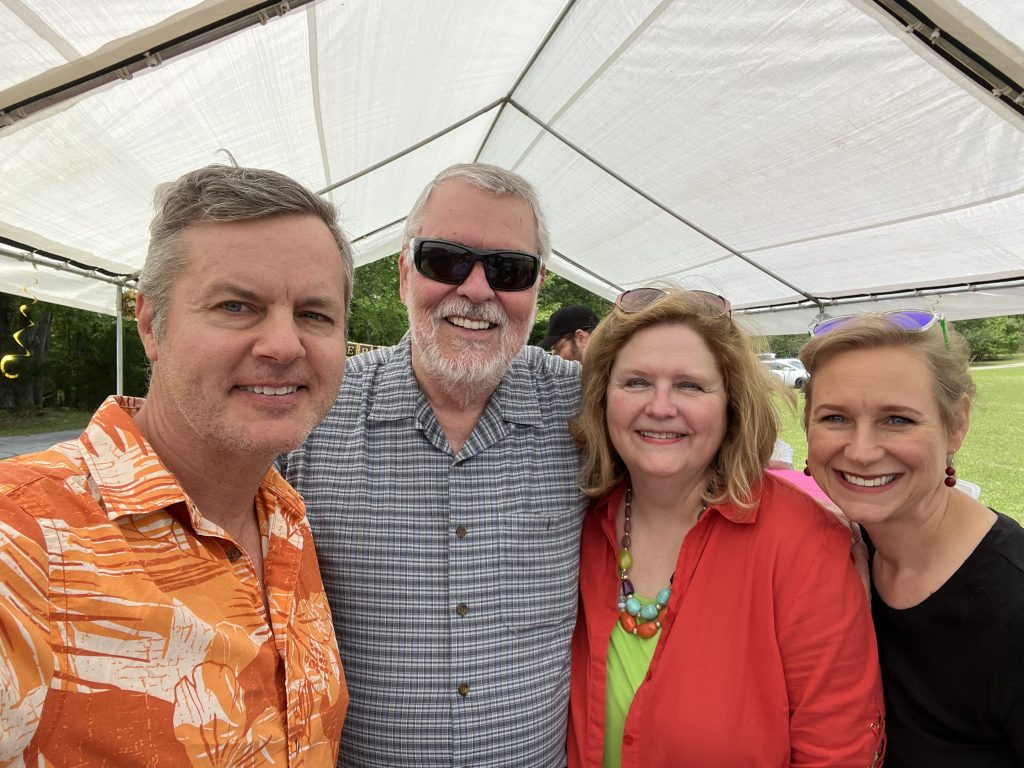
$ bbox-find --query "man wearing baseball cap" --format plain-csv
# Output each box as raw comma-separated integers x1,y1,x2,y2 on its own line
539,304,599,361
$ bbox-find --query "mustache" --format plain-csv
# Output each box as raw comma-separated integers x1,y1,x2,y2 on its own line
432,297,508,326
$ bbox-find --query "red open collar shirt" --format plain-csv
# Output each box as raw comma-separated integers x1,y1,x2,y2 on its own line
569,474,885,768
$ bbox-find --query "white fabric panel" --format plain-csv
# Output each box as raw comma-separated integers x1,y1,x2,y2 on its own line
331,111,501,255
0,9,325,275
0,0,1022,328
0,1,200,91
0,3,67,91
312,1,564,179
520,0,1024,250
757,192,1024,295
0,257,118,315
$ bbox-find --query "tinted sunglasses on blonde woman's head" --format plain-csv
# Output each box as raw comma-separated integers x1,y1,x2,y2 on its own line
615,287,732,317
811,309,949,348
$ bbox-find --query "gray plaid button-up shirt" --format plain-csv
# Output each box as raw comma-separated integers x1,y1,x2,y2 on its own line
282,336,587,767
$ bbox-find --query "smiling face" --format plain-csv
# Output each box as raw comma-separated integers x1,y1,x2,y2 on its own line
136,214,348,465
605,323,728,485
805,345,968,526
399,179,543,401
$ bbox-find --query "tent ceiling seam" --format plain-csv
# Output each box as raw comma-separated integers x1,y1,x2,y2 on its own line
636,253,735,285
549,248,624,293
743,185,1024,254
497,0,675,174
3,0,80,62
306,5,333,193
317,98,505,195
507,98,824,307
474,0,578,165
738,275,1024,316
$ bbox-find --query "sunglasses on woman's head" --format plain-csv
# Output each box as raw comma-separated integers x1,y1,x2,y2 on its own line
410,237,541,292
615,287,732,317
811,309,948,347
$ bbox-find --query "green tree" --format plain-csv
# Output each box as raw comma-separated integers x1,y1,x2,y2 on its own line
764,333,808,358
347,257,616,349
0,294,148,412
348,254,408,346
530,273,613,346
0,292,52,409
954,315,1023,361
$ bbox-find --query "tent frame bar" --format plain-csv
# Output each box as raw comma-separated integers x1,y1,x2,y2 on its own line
740,275,1024,316
0,241,135,287
1,1,311,128
870,0,1024,118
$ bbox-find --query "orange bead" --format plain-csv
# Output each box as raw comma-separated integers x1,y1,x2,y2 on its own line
636,621,659,639
657,609,667,623
619,611,637,633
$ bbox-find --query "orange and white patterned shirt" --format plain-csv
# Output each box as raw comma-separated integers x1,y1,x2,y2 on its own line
0,396,347,767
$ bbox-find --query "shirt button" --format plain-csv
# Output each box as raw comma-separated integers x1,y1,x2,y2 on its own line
457,682,470,697
623,734,634,746
225,546,242,563
456,603,469,617
455,525,467,539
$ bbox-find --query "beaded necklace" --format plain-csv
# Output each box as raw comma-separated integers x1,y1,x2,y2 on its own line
616,485,705,639
616,485,670,638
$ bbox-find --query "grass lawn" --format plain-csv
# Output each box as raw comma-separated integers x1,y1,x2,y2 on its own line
777,365,1023,524
0,409,92,437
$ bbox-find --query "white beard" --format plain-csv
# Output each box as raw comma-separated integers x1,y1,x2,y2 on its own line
408,295,536,406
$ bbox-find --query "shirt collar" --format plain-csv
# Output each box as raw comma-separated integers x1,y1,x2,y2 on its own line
79,395,299,527
77,395,189,522
367,336,545,428
595,479,762,526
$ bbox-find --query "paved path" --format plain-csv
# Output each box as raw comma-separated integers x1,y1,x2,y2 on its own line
970,361,1024,371
0,430,81,459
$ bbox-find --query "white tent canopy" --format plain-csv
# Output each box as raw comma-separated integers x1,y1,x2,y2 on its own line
2,0,1023,335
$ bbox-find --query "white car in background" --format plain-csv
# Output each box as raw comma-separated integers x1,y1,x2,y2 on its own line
763,358,809,389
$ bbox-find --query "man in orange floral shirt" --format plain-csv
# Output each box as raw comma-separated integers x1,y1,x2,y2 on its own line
0,165,351,766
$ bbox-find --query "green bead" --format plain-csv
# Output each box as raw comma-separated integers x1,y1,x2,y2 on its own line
618,549,633,571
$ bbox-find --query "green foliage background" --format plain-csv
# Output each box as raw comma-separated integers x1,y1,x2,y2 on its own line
1,297,149,411
766,316,1023,361
346,254,614,347
1,267,1020,416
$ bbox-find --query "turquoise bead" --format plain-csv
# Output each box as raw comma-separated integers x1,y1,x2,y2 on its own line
639,603,660,620
656,587,672,606
625,597,642,616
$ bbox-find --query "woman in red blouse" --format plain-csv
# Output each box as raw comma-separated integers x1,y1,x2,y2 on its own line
567,288,884,768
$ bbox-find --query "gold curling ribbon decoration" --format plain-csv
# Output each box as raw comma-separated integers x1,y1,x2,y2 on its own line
1,280,38,379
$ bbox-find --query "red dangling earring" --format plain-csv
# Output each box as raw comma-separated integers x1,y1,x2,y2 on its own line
803,460,812,477
944,457,957,488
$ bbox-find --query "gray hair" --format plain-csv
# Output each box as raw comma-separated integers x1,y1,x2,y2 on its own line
139,164,355,338
401,162,551,264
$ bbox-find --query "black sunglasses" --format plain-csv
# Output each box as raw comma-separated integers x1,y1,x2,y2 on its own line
410,238,541,292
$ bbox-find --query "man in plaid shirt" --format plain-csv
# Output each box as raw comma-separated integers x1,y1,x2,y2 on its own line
283,163,587,767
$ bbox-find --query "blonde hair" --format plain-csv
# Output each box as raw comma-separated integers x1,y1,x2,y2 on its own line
570,290,782,511
799,314,976,436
